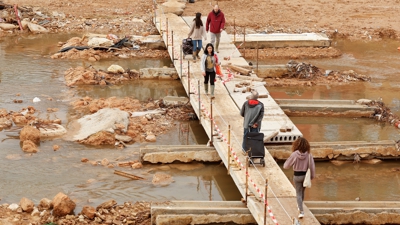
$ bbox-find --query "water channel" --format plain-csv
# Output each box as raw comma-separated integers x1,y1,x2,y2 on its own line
1,34,400,212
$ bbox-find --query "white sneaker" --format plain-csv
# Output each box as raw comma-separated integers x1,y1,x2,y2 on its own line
298,212,304,219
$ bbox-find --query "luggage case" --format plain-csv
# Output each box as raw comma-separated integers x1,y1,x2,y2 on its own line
182,38,193,58
244,132,265,167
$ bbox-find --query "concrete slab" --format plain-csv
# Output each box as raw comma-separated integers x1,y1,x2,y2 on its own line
267,140,399,160
230,33,331,48
140,145,221,163
276,99,375,117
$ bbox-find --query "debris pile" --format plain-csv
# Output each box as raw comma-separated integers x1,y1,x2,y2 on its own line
286,60,323,79
70,96,195,146
51,35,169,61
0,195,151,225
285,60,371,82
64,65,139,87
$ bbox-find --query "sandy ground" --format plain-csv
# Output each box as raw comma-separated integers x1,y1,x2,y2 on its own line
1,0,399,224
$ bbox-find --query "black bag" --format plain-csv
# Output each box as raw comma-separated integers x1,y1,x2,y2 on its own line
245,132,265,166
182,38,193,56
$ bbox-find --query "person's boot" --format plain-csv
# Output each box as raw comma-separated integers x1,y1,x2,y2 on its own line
196,50,200,59
210,85,215,99
204,84,209,95
192,49,197,60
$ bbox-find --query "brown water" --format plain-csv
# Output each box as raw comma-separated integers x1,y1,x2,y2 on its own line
0,34,241,210
256,39,400,201
2,34,400,210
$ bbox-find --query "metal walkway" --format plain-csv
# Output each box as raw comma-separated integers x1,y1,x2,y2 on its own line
153,7,320,225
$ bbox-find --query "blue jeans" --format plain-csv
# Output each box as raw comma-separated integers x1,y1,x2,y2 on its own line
242,127,260,152
192,39,202,52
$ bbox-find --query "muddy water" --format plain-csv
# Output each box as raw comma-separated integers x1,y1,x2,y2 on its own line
0,34,241,210
257,39,400,201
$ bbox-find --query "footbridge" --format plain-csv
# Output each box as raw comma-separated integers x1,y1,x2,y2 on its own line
152,8,320,225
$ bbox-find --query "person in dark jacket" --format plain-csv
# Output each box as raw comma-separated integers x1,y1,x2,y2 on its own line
283,137,316,219
206,5,225,53
240,90,264,152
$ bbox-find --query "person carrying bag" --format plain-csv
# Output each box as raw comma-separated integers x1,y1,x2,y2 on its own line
283,137,316,219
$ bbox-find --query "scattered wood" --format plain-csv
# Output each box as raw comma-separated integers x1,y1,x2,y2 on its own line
227,64,252,76
114,170,145,180
117,161,136,167
234,74,263,81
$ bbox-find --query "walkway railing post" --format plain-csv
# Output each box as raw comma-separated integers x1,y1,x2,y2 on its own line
245,153,249,203
243,27,246,58
233,18,236,44
209,98,214,147
227,124,231,175
264,178,268,225
188,61,191,98
256,41,259,73
180,45,183,77
166,18,169,48
198,79,201,124
171,31,175,60
187,60,190,77
159,15,162,36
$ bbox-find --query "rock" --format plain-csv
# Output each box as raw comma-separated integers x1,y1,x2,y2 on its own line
83,131,115,145
0,117,12,129
88,37,113,47
101,158,109,166
8,203,19,211
81,205,96,219
81,158,89,162
73,108,130,141
22,140,38,153
131,162,143,169
146,133,156,142
39,198,52,210
31,207,40,216
139,68,179,79
0,23,18,30
27,22,49,33
20,126,41,144
53,145,60,151
20,197,34,213
163,96,189,107
13,115,28,124
356,99,372,105
115,134,132,143
96,199,117,210
152,172,174,186
52,192,76,217
39,124,67,138
107,64,125,73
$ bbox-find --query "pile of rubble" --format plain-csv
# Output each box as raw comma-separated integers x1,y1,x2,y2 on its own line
285,60,371,82
70,96,195,146
64,65,140,87
0,195,151,225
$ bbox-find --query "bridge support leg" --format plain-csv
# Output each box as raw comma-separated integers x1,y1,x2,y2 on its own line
227,124,231,175
245,154,249,203
208,99,214,147
198,80,201,124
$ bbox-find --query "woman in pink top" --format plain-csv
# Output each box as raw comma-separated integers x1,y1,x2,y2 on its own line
283,137,316,219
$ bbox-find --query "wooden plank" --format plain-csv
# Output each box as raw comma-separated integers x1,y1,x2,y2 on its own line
114,170,145,180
